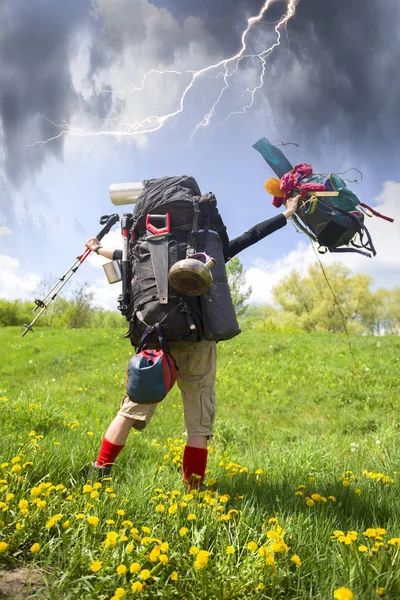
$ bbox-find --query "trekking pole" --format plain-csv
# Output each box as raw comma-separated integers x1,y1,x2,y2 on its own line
22,213,120,338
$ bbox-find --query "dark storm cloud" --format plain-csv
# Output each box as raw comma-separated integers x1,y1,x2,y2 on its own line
267,0,400,150
0,0,91,184
156,0,400,161
1,0,399,187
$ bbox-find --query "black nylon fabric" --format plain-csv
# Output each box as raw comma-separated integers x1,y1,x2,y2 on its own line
126,175,240,346
133,176,202,234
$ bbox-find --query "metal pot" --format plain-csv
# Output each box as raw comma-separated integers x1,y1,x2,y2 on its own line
103,259,122,284
168,253,215,296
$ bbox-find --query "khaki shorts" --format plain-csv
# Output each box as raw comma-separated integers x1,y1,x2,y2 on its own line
118,340,216,437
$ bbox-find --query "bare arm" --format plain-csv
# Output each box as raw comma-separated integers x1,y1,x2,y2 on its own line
85,237,116,260
282,194,301,219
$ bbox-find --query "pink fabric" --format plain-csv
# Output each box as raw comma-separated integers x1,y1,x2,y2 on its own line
294,163,313,178
298,182,326,193
280,170,299,192
272,163,327,208
272,196,285,208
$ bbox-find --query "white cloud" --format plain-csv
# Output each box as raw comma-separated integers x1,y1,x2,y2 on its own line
88,277,122,311
0,226,11,236
0,255,40,300
246,181,400,305
86,228,123,310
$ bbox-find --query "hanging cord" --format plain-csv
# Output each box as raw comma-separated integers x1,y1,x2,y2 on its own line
313,168,363,185
334,167,363,184
271,140,299,147
311,242,357,373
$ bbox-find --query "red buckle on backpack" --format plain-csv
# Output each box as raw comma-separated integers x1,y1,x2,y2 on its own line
146,213,171,235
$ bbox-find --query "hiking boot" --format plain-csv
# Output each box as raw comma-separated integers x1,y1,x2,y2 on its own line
87,462,112,480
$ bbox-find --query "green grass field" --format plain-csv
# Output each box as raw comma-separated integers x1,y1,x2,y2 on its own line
0,326,399,599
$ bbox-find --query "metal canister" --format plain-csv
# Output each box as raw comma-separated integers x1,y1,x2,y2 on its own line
102,260,122,284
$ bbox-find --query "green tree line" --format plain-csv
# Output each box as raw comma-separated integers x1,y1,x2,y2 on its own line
0,284,125,329
1,262,399,335
240,263,400,336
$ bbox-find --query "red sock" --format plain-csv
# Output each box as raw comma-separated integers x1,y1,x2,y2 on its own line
96,438,124,467
182,445,208,487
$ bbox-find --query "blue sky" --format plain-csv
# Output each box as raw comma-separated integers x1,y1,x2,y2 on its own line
0,0,399,309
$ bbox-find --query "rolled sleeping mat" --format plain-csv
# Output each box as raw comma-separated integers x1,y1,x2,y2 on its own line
109,182,144,206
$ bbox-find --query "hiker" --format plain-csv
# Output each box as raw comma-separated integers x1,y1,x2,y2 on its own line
87,195,300,263
85,181,299,487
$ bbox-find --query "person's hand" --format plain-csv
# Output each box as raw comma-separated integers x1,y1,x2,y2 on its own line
283,194,301,219
85,237,101,251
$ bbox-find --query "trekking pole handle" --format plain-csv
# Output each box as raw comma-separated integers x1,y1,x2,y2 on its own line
97,214,120,241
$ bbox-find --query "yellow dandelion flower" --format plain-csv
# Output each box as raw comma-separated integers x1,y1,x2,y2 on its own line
334,587,354,600
219,494,230,503
226,546,235,555
248,541,258,552
187,513,196,521
117,565,127,575
90,560,102,572
130,562,141,573
189,546,199,555
159,554,168,565
255,469,264,475
179,527,188,537
18,499,28,511
139,569,151,581
168,504,177,515
131,581,144,594
271,541,289,553
83,485,92,494
376,588,385,597
87,516,99,527
0,542,8,552
364,528,377,538
258,583,265,590
114,589,125,598
155,504,165,513
11,465,22,473
291,554,301,567
141,526,151,534
30,487,41,497
6,493,14,502
30,543,40,554
194,550,210,570
76,513,85,520
358,545,368,552
122,520,133,528
171,571,178,582
90,490,99,499
62,520,70,530
149,549,160,563
305,497,315,507
117,509,125,516
106,519,115,525
328,496,336,502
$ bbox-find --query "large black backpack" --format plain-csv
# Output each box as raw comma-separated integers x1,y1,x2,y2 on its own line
125,176,240,347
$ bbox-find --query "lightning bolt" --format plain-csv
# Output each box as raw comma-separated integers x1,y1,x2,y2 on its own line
29,0,299,147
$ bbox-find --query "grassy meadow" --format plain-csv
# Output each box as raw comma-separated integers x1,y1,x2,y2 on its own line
0,326,400,599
